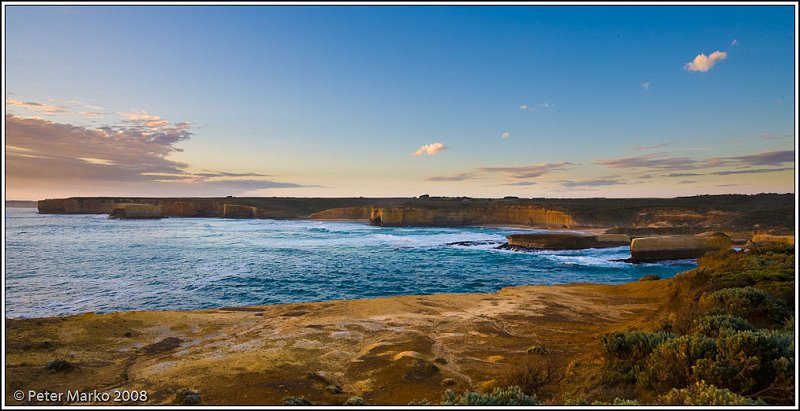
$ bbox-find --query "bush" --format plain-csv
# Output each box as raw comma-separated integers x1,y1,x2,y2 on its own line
659,380,765,405
500,357,555,395
344,396,365,405
693,329,794,403
440,386,539,405
637,334,717,393
526,345,551,355
691,314,756,337
282,396,312,405
591,398,640,405
700,286,789,326
600,330,674,372
173,388,200,405
639,274,661,281
407,399,431,405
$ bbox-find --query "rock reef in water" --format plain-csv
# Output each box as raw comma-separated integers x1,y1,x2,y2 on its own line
108,203,162,219
505,233,630,250
629,232,732,262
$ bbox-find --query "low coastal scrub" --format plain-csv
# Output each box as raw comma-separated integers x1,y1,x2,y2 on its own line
440,386,539,405
598,245,795,405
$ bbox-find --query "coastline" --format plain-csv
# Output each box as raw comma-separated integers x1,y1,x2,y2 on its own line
6,278,673,405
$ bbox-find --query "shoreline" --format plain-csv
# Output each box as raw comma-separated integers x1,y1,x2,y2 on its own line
6,278,675,405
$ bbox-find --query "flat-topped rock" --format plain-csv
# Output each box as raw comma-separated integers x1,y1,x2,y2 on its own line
629,232,732,262
746,234,794,249
505,233,630,250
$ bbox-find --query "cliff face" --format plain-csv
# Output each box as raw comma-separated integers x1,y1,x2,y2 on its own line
109,204,162,219
368,206,574,228
309,206,373,221
309,205,575,228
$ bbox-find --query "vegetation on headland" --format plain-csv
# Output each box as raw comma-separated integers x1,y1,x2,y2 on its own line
394,245,795,406
592,245,794,405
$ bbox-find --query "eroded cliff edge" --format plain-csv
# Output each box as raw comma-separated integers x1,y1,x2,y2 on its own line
36,194,794,233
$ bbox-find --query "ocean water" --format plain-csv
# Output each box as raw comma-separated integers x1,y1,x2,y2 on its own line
4,208,696,318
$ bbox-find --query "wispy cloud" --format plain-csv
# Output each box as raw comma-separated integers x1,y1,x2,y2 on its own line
501,131,510,139
519,102,553,112
731,39,738,46
6,97,66,114
121,111,171,128
641,81,650,91
630,142,670,151
558,178,625,188
478,162,573,179
427,172,479,182
711,150,794,167
685,51,728,72
413,142,447,156
595,152,698,170
427,161,571,183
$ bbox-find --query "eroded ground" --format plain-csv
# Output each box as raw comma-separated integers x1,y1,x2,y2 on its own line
6,280,672,405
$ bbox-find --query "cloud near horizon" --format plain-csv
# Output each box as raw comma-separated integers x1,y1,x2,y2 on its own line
6,97,66,114
685,51,728,72
428,161,572,183
413,142,447,156
5,114,308,197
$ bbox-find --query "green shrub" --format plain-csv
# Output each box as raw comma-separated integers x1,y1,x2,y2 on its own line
407,399,431,405
700,286,789,326
639,274,661,281
691,314,756,337
440,386,539,405
600,331,675,361
638,334,717,392
659,380,765,405
526,345,551,355
344,396,365,405
693,329,794,402
282,396,312,405
173,388,200,405
590,398,640,405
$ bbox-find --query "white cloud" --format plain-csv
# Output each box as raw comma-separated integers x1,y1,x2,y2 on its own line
501,131,510,139
413,142,447,156
641,81,650,91
685,51,728,72
121,111,170,127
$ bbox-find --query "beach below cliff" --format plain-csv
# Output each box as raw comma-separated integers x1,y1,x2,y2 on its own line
5,279,672,405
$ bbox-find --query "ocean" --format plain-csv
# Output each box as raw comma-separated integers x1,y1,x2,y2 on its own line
4,207,696,318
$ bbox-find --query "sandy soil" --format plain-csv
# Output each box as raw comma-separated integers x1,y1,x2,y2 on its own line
5,280,673,405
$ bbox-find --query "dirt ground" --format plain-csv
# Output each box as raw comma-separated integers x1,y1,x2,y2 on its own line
5,280,673,405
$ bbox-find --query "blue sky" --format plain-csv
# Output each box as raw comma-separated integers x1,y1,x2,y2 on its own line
4,5,796,199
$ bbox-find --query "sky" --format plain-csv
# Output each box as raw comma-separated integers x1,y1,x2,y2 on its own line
3,5,796,200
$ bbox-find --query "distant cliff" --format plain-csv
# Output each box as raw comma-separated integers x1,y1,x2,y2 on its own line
37,194,794,233
310,205,574,228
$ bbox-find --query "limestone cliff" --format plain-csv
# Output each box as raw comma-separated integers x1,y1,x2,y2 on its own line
309,207,373,221
223,204,257,218
364,205,574,228
109,203,162,219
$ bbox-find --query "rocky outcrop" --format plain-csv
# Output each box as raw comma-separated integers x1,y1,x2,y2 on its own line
222,204,257,218
746,234,795,249
109,203,162,219
629,232,732,262
366,206,574,228
506,233,630,250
